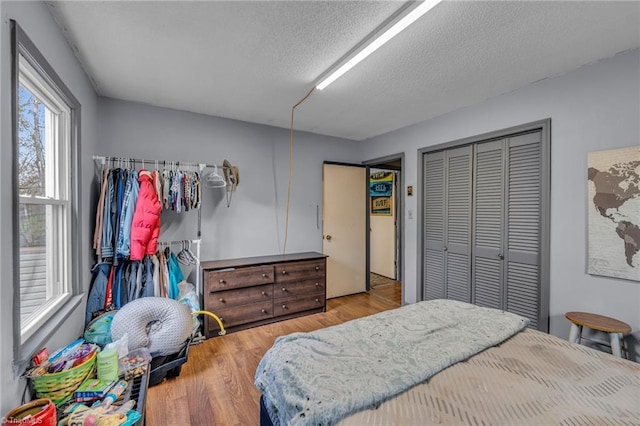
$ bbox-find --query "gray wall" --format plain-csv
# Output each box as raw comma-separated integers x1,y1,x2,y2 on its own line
97,97,361,262
361,49,640,353
0,1,99,412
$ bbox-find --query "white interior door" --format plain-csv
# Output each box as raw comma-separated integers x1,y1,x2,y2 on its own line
323,163,367,298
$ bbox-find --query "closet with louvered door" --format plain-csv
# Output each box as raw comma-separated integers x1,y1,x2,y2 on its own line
504,132,543,329
423,127,548,331
472,139,505,311
423,145,472,303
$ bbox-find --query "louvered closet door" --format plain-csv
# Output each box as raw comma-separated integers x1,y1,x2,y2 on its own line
506,132,542,329
423,129,545,329
472,140,505,310
423,147,472,301
423,151,445,300
444,146,473,302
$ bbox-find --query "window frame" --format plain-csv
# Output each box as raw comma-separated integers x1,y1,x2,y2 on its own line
11,20,83,374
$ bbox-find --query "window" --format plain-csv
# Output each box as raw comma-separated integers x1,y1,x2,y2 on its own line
12,21,82,361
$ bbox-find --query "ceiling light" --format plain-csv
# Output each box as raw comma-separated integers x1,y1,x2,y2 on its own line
315,0,442,91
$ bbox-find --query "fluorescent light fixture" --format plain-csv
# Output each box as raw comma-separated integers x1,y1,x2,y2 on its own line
315,0,442,90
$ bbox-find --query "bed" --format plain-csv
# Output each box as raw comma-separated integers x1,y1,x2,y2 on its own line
255,299,640,426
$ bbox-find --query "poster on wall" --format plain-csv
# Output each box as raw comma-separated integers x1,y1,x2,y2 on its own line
587,146,640,282
370,171,394,216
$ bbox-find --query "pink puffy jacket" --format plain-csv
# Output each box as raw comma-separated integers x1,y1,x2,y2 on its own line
130,170,162,260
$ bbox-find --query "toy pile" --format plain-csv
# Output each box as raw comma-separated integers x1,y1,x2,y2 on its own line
23,336,151,426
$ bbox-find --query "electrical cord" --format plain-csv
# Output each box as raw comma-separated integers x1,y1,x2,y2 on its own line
283,86,315,254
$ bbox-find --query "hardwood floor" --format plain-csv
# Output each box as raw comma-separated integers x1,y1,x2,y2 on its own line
146,292,400,425
369,273,402,306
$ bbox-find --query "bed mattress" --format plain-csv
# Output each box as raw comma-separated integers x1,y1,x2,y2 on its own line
338,328,640,425
256,299,528,425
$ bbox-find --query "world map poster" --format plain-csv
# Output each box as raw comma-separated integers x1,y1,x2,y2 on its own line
587,146,640,282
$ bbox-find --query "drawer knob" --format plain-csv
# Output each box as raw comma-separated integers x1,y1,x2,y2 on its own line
282,304,287,309
281,287,287,292
219,298,225,303
219,317,224,323
261,309,267,314
315,298,319,303
219,279,225,284
315,266,320,271
281,270,287,275
262,273,268,278
315,282,319,287
261,291,266,296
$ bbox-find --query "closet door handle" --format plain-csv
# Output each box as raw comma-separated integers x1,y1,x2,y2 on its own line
443,246,448,252
498,254,504,260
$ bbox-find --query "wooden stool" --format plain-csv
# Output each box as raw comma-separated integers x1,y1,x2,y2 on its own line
565,311,632,358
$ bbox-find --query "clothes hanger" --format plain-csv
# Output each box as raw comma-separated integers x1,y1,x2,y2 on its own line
186,240,198,265
177,241,192,266
205,165,226,188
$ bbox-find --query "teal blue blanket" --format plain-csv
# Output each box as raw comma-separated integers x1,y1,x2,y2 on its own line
255,299,528,426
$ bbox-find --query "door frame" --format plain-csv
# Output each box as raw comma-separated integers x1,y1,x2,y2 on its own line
363,153,404,299
417,118,551,331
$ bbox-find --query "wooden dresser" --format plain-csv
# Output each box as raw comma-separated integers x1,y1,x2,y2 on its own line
201,252,327,337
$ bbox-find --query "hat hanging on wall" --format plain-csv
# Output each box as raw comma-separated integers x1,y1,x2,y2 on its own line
223,159,239,207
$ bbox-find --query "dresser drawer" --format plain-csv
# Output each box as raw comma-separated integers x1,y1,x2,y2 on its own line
274,279,325,300
273,294,324,317
206,284,273,310
201,253,326,337
275,260,325,283
207,265,274,292
208,300,274,331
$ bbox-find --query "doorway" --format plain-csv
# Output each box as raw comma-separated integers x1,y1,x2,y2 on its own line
364,154,404,306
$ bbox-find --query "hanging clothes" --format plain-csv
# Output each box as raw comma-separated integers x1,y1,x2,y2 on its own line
85,262,111,325
167,250,184,300
93,167,110,257
151,254,160,298
116,170,139,259
156,250,168,298
100,169,116,259
89,158,206,314
130,170,162,261
140,256,155,298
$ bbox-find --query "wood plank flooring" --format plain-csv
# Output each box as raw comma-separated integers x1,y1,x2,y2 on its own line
369,278,402,307
146,292,400,425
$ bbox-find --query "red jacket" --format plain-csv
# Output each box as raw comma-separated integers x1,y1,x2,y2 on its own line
130,170,162,260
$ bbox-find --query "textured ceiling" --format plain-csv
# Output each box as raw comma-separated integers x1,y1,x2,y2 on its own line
46,1,640,141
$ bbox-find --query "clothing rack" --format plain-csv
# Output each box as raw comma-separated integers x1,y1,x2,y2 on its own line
92,155,229,172
157,239,201,246
92,155,214,297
